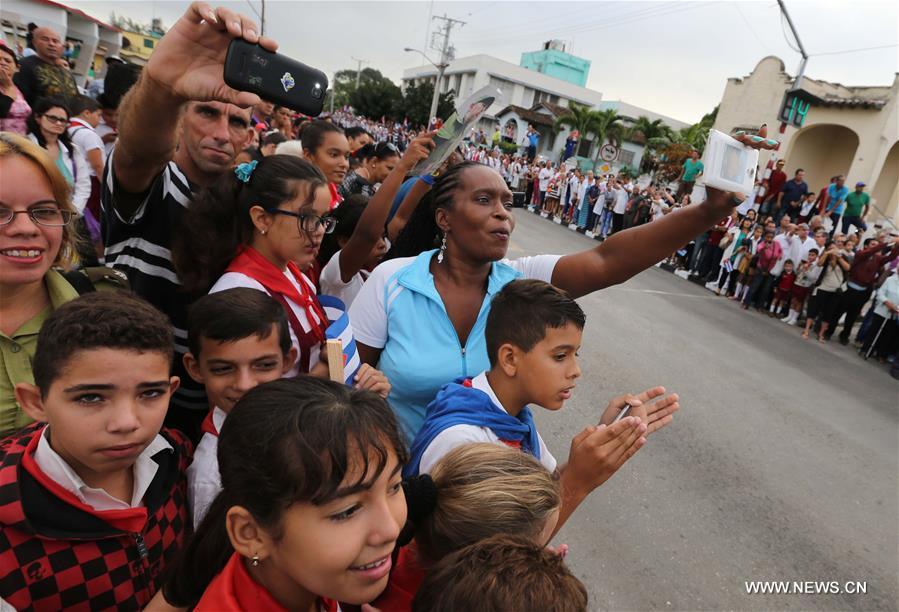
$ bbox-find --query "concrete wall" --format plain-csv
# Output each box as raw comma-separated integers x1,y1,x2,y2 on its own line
714,55,899,226
519,49,590,87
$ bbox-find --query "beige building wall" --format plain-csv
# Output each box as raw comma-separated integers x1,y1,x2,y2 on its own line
714,56,899,226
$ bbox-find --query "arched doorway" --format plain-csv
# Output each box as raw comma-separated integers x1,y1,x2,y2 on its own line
872,141,899,222
785,124,859,195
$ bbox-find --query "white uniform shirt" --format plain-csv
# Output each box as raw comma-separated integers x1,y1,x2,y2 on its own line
186,407,226,528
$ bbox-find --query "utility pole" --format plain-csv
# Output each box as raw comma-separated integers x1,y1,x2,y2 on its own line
777,0,808,90
428,13,465,125
260,0,265,36
352,56,369,89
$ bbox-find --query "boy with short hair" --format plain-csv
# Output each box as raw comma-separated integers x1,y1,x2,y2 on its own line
2,292,190,610
411,533,588,612
183,288,296,527
407,279,679,533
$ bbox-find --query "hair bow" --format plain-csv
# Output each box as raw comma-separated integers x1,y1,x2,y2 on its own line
234,160,258,183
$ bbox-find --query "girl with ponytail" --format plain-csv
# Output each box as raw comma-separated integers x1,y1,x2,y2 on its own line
162,377,410,610
173,155,389,394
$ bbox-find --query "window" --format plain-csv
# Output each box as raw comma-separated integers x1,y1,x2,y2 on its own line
143,38,154,49
618,149,635,166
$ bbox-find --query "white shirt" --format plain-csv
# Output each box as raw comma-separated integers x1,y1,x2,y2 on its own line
34,427,172,511
95,118,116,157
210,270,323,376
27,134,90,213
186,407,226,528
538,168,552,191
68,118,105,177
320,249,370,309
417,372,557,475
613,187,629,214
771,233,800,276
798,236,818,262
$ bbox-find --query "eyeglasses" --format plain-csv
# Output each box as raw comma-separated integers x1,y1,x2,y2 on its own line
0,205,75,226
265,209,338,234
42,114,68,125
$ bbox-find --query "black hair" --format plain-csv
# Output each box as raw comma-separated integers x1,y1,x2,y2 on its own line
317,193,368,267
70,94,99,116
33,292,173,395
162,377,409,607
261,130,287,147
352,141,400,163
485,279,586,368
345,126,371,141
27,96,74,161
300,119,345,154
794,168,804,176
388,161,480,259
187,288,292,358
172,155,327,297
0,43,17,65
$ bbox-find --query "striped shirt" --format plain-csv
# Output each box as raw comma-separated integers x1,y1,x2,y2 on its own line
100,149,207,412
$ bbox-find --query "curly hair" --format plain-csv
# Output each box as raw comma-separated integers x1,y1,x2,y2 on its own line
32,292,173,394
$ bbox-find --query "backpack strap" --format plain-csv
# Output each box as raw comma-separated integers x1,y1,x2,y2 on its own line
60,266,130,295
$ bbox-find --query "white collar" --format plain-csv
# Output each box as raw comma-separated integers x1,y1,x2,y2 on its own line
211,406,228,433
69,117,95,131
34,427,172,511
470,372,510,415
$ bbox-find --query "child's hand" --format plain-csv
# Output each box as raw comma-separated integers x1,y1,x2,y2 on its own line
354,364,391,399
564,417,647,497
599,386,679,437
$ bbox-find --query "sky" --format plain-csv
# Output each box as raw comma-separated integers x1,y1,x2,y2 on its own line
66,0,898,124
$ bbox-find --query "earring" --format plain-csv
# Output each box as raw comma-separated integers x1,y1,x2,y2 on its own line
252,553,260,567
437,233,447,264
261,229,267,236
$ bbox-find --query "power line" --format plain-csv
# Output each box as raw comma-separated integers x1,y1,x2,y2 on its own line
810,43,898,57
733,2,769,53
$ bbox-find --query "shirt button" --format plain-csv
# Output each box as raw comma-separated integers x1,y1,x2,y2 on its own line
10,344,21,353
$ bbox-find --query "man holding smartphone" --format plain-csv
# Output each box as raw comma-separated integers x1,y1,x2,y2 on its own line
101,2,275,439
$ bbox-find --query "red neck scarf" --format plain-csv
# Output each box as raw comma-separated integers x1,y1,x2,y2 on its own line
225,246,328,373
329,183,343,210
196,553,338,612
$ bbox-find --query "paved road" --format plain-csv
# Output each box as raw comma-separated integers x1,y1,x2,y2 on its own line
508,210,899,611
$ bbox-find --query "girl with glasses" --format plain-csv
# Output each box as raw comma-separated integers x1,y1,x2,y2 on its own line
173,155,389,395
25,96,90,214
0,132,78,436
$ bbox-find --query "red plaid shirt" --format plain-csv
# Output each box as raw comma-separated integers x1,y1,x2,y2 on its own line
0,423,192,610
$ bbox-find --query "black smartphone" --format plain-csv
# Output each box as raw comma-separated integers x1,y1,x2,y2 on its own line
224,39,328,116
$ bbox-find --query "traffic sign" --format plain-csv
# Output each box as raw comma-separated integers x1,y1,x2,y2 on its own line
600,143,618,162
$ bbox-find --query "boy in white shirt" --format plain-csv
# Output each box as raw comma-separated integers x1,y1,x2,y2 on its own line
406,280,679,533
182,288,297,527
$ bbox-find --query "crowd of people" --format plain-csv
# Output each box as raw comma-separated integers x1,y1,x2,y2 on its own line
0,3,895,611
482,146,899,366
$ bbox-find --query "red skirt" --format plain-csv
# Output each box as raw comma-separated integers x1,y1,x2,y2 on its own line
791,285,811,302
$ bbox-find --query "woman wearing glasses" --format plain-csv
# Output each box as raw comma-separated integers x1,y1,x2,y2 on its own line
0,132,79,436
25,96,90,214
338,142,401,199
174,155,388,394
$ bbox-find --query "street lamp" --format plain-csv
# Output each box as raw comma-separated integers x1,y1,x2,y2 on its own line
404,47,446,125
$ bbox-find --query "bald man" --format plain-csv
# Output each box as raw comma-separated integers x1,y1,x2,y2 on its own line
13,26,78,105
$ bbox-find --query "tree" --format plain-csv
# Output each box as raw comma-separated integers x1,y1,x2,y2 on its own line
627,116,674,152
589,108,627,170
330,67,397,110
400,81,454,128
553,102,596,158
349,77,403,122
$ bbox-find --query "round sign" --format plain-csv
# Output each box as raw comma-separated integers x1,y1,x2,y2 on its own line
600,143,618,162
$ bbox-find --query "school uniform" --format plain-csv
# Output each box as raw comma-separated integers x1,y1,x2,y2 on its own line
186,407,227,529
405,372,557,478
0,423,192,610
319,249,371,309
195,552,339,611
211,246,329,376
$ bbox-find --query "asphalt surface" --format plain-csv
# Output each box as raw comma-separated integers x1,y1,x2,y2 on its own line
508,209,899,612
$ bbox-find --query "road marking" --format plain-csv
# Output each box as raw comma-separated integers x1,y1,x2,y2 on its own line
606,287,719,299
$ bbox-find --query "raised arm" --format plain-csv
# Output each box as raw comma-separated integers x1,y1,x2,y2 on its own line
112,2,276,210
551,188,739,298
339,133,434,282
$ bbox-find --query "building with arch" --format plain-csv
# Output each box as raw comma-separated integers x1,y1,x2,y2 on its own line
713,56,898,226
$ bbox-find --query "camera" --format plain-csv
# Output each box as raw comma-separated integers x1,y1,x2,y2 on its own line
312,84,324,100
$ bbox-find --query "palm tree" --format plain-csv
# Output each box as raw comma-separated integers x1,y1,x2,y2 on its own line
627,116,674,153
553,102,597,159
672,123,710,152
589,108,626,170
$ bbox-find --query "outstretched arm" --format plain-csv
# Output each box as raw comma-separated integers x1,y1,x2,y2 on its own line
113,2,276,212
552,187,740,298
